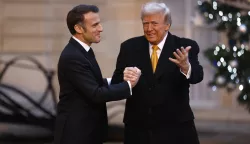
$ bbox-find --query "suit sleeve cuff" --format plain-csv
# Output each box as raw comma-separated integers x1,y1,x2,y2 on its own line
127,81,132,95
180,63,191,79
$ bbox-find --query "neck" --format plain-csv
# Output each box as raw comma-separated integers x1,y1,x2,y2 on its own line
73,34,91,46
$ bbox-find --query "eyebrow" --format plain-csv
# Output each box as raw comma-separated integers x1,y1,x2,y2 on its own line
143,21,158,24
92,22,100,26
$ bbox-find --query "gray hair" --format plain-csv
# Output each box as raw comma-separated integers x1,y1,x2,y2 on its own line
141,2,172,25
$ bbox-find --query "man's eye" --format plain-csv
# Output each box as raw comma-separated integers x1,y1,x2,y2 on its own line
93,23,99,27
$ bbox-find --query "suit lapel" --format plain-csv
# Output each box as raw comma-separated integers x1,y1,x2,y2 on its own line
69,38,103,84
85,52,103,79
154,33,177,79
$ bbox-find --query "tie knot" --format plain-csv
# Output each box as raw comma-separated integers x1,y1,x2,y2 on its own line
152,45,159,51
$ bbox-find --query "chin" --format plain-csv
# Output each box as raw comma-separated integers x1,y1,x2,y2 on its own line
94,39,101,43
148,39,157,44
146,37,156,43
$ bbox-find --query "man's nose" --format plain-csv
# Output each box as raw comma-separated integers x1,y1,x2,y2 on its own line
147,23,153,31
99,24,103,32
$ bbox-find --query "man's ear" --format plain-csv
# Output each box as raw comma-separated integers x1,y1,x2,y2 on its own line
165,23,170,31
74,25,82,34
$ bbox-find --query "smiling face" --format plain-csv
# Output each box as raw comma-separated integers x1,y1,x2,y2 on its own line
142,12,170,45
74,12,103,46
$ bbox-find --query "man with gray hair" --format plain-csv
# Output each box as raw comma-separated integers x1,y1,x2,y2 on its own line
112,2,203,144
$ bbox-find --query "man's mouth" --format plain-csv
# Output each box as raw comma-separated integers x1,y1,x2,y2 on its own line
147,34,155,37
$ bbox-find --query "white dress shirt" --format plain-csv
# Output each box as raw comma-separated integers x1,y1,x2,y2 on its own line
72,36,132,95
149,32,191,79
72,36,90,52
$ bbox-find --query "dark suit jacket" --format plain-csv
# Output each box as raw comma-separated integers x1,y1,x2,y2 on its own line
54,38,131,144
111,32,203,142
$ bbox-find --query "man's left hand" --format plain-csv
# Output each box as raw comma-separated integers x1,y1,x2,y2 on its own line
169,46,191,74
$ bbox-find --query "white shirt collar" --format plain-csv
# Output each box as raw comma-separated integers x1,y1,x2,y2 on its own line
72,36,90,52
149,32,168,50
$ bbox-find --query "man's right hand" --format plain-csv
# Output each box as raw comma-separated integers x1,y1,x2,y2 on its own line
123,67,141,88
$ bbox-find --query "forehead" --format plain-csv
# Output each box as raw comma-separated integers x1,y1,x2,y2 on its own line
142,12,164,21
83,12,100,23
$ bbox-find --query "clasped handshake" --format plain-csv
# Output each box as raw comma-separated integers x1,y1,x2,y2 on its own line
123,67,141,88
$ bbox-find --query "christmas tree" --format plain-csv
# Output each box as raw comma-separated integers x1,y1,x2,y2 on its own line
197,0,250,111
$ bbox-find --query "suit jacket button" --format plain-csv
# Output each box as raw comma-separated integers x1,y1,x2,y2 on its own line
149,88,151,90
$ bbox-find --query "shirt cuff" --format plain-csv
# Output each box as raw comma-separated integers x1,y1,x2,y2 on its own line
127,81,132,95
180,63,191,79
106,78,111,85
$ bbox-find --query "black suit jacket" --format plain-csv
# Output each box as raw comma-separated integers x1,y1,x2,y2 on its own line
112,32,203,129
54,38,131,144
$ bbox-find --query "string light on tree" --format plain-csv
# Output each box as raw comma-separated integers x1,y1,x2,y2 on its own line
212,85,217,91
198,0,250,112
229,60,238,68
216,76,226,85
239,24,247,33
239,85,244,91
